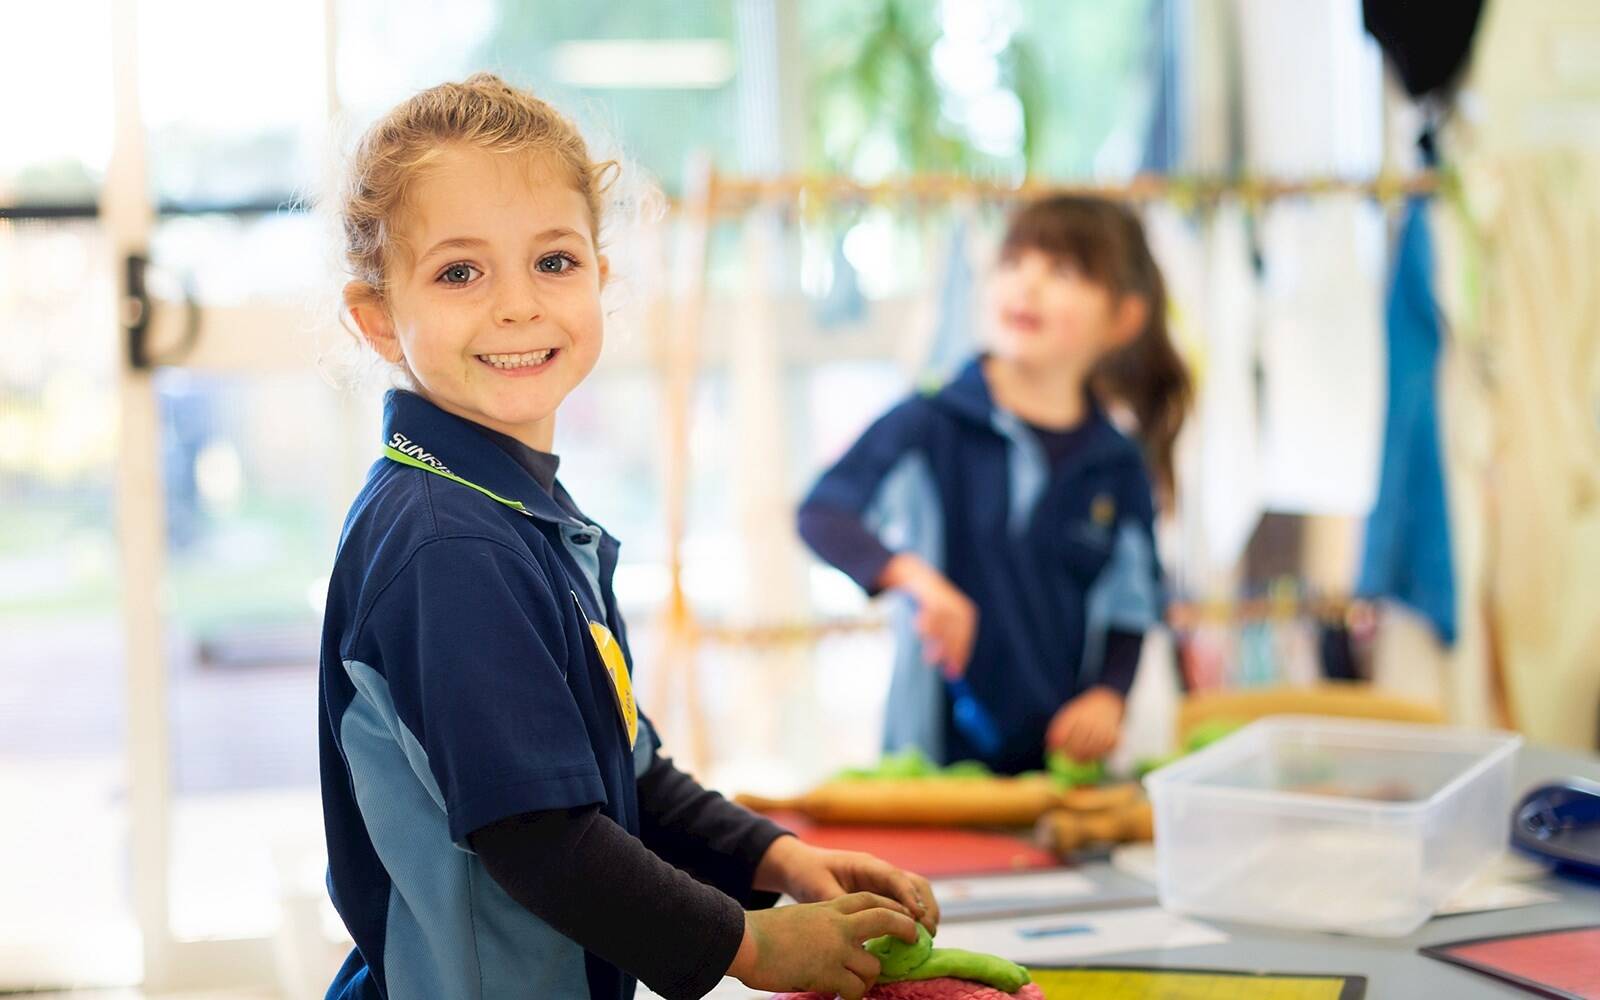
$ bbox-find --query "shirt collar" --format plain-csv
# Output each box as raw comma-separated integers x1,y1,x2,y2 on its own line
933,354,1129,467
381,389,585,528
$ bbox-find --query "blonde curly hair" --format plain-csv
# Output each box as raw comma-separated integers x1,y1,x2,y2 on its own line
338,72,617,302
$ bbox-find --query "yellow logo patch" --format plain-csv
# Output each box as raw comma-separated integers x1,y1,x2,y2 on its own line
1091,494,1117,527
588,619,637,750
573,592,637,750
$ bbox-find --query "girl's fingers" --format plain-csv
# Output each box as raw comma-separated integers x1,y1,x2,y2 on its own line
1046,713,1070,748
848,906,920,944
884,870,926,919
831,970,870,1000
910,873,940,928
943,650,966,679
841,857,917,913
1056,715,1082,749
834,891,909,916
844,947,881,983
1092,720,1116,752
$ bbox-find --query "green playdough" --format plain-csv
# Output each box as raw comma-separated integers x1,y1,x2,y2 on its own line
906,948,1031,992
865,925,1031,993
1134,720,1246,778
1133,753,1180,779
942,759,994,779
865,923,933,977
835,749,994,782
1045,750,1105,788
1184,719,1243,753
877,748,938,778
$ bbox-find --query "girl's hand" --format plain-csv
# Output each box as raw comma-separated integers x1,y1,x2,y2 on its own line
727,893,919,1000
754,837,939,932
1046,687,1125,762
878,554,978,678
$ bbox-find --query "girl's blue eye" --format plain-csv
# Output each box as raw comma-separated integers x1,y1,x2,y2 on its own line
439,263,481,285
538,252,579,274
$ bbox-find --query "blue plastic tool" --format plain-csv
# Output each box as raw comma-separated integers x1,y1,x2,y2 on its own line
1511,777,1600,881
946,676,1003,759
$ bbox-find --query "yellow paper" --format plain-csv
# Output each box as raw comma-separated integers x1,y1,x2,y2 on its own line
1030,968,1352,1000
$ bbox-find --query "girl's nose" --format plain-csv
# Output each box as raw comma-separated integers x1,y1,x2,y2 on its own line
494,271,544,325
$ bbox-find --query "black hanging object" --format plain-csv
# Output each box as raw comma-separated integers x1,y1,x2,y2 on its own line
124,253,153,370
1318,621,1360,682
124,252,202,371
1417,124,1439,167
1363,0,1488,99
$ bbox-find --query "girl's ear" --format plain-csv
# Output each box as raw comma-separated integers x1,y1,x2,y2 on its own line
1110,294,1149,349
344,281,404,364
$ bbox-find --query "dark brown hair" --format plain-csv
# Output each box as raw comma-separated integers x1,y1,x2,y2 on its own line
1000,195,1191,504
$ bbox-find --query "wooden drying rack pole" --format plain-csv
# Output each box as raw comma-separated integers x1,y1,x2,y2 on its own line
694,170,1441,215
685,594,1368,651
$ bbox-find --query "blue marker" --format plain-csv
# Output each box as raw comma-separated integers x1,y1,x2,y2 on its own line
947,676,1002,758
1017,923,1093,939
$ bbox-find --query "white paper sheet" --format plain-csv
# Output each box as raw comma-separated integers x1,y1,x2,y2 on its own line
933,870,1097,904
931,870,1107,921
931,906,1228,965
1435,880,1560,916
1109,843,1160,884
1435,853,1558,916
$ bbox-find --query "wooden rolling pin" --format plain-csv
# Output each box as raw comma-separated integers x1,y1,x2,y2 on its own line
1060,783,1141,813
735,776,1064,827
1035,799,1154,856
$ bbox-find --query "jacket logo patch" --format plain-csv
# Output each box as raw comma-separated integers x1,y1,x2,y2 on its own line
1091,494,1117,527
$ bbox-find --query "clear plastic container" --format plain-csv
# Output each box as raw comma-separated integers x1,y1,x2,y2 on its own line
1143,716,1522,937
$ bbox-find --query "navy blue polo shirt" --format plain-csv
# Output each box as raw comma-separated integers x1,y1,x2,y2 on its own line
798,356,1163,773
318,389,658,1000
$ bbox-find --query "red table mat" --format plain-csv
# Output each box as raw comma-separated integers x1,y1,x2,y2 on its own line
769,812,1060,877
1422,925,1600,999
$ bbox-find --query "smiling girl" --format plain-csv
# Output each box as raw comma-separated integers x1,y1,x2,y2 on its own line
318,74,933,1000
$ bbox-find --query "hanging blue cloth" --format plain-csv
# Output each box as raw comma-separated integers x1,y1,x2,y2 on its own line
919,217,979,385
1356,198,1457,644
814,233,866,329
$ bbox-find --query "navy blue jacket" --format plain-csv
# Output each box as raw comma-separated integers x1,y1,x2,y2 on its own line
320,390,664,999
798,358,1163,773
